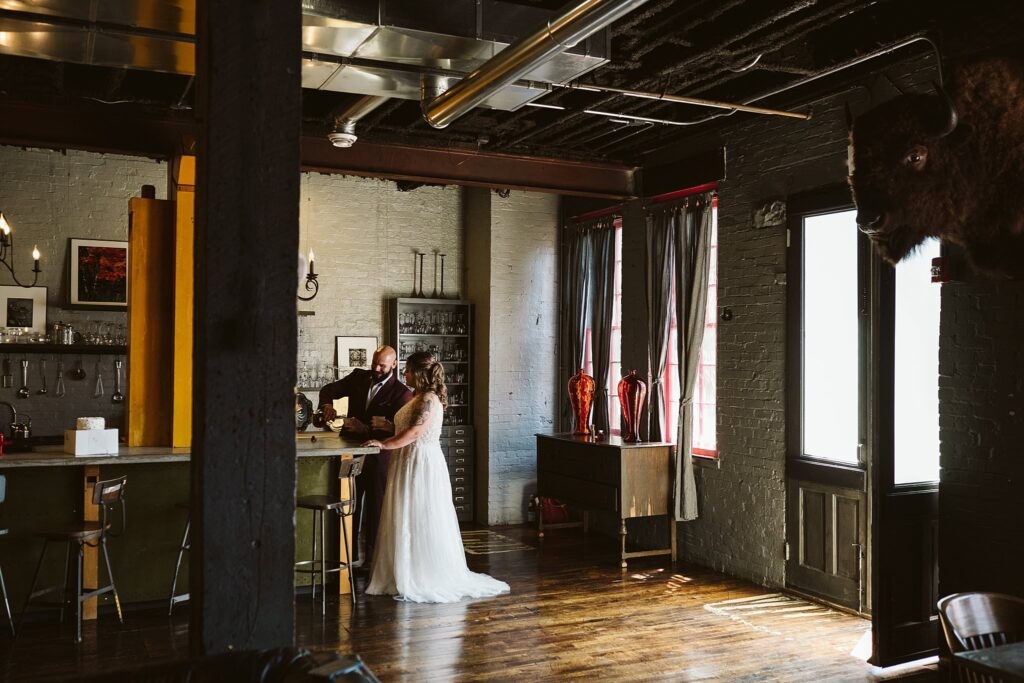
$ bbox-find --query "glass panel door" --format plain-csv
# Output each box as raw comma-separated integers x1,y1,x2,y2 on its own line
893,238,941,484
802,209,860,464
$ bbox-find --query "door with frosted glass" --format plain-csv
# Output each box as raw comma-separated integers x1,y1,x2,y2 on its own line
870,237,941,666
785,195,868,611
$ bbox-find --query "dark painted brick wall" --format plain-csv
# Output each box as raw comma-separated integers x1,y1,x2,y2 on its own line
938,281,1024,596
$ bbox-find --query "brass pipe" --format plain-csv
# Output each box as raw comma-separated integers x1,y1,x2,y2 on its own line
562,82,811,120
422,0,652,129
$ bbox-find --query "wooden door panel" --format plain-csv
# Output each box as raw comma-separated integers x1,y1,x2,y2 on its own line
787,480,865,611
801,489,827,572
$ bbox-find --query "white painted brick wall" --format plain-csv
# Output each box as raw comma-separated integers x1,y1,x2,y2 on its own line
0,145,167,436
487,191,559,524
295,174,462,387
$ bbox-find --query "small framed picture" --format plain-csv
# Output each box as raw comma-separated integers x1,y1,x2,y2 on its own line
0,285,47,334
68,238,129,310
336,336,378,378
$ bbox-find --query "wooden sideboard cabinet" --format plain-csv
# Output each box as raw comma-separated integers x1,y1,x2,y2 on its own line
535,433,676,568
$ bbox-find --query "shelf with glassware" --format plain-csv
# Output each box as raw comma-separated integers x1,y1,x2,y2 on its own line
390,297,474,521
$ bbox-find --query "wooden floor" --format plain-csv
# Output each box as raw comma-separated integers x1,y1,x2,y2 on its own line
0,526,936,682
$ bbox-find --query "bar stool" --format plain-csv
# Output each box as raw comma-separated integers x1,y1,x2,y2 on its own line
168,502,190,615
295,456,364,612
21,475,126,643
0,474,14,636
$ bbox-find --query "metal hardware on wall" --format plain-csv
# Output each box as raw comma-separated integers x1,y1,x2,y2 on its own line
721,307,733,321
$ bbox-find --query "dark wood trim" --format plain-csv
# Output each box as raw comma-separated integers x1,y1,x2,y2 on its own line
191,0,300,654
789,458,866,492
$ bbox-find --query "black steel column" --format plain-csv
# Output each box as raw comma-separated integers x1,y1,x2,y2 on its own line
192,0,300,654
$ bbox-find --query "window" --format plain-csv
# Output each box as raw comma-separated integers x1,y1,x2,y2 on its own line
665,198,718,455
608,220,623,433
582,218,623,433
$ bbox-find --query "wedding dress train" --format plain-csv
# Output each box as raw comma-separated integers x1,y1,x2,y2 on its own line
367,392,510,603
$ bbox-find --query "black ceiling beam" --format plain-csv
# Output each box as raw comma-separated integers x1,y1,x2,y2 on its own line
0,99,636,199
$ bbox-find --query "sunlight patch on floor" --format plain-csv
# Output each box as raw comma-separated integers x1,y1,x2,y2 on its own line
704,593,859,638
461,529,536,555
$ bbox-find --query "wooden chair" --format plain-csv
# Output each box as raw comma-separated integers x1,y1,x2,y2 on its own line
295,456,365,612
938,591,1024,682
0,474,14,636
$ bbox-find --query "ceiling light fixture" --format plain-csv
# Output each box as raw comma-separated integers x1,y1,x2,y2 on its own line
0,211,42,288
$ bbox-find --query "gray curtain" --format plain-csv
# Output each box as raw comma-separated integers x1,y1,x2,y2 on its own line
559,222,592,431
674,195,713,521
644,207,676,442
589,219,616,433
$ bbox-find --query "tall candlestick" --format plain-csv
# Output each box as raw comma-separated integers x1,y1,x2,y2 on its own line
307,249,315,275
439,253,446,298
432,251,438,298
32,245,40,272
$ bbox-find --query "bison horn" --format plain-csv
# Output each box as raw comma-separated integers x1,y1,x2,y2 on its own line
931,80,959,137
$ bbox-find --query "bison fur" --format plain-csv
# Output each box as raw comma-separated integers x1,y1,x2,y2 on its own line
848,57,1024,278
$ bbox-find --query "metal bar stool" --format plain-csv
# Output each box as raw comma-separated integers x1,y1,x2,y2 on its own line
168,502,190,615
21,475,126,643
295,456,364,612
0,474,14,636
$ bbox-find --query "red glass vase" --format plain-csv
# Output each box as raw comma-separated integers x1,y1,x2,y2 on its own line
617,369,647,442
567,369,596,435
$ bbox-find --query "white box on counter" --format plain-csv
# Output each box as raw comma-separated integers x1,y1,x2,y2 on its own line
64,429,119,456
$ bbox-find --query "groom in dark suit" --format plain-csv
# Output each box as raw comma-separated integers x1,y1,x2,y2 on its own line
319,345,413,565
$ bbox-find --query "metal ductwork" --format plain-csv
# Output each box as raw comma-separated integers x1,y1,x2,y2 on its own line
0,1,614,113
422,0,651,129
328,95,388,148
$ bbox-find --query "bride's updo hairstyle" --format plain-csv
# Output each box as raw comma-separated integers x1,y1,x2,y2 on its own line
404,351,448,408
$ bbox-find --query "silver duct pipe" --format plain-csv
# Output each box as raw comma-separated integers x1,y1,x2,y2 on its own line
328,95,389,147
421,0,651,129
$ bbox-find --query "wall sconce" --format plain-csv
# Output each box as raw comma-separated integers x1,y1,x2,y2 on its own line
298,249,318,301
0,211,42,288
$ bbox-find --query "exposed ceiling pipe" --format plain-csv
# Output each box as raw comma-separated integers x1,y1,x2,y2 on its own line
421,0,652,129
556,81,811,119
328,95,389,148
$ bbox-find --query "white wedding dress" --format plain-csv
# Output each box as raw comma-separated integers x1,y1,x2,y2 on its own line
367,392,510,603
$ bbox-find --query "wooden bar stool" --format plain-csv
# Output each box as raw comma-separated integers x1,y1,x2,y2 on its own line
0,474,14,636
168,502,190,615
21,475,126,643
295,456,364,612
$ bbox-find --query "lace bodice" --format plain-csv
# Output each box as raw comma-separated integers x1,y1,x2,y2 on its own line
393,392,444,444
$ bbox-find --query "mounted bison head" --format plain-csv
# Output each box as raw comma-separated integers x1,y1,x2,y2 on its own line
848,58,1024,278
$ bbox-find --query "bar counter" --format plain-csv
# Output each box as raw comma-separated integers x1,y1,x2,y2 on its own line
0,433,377,616
0,433,378,468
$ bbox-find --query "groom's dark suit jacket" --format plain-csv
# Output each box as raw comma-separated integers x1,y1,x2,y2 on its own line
317,368,414,561
318,368,413,438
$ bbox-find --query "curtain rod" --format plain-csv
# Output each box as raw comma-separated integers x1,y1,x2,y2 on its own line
569,180,719,223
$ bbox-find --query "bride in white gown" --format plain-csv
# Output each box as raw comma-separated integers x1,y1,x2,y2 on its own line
362,351,510,603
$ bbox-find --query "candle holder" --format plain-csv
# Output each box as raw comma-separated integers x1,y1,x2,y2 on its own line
417,252,426,297
439,253,447,298
298,252,318,301
431,251,439,298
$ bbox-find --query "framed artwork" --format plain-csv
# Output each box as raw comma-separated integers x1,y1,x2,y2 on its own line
68,238,129,309
336,336,378,378
0,285,47,334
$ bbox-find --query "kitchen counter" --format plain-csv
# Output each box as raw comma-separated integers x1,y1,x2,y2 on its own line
0,432,377,468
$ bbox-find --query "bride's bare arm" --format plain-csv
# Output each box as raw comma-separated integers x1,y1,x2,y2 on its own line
362,395,435,450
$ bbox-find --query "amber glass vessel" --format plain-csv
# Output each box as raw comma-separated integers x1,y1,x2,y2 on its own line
567,369,596,435
617,369,647,442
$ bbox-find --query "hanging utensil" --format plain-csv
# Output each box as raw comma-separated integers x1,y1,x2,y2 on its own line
17,359,29,399
94,357,104,398
37,358,47,395
111,358,124,403
70,357,86,381
55,359,66,398
1,357,11,389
